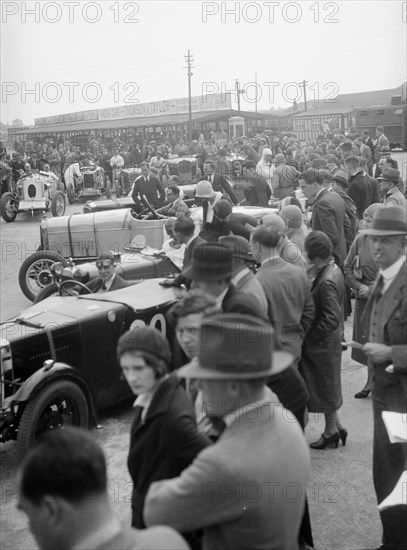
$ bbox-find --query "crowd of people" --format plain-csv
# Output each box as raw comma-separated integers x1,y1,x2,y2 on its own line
10,124,407,550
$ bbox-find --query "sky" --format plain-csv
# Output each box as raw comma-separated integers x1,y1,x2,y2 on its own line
1,0,406,125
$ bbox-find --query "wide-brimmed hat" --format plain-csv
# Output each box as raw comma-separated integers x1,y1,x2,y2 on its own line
362,205,407,236
377,167,400,184
218,235,253,262
177,313,293,380
182,243,235,281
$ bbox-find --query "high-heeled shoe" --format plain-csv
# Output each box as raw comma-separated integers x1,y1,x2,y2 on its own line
310,432,340,450
354,389,371,399
338,428,348,446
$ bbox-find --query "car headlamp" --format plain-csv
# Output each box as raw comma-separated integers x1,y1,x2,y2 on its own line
51,262,64,276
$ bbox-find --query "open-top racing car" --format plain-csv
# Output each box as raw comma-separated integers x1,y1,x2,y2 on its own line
0,171,66,223
0,279,183,459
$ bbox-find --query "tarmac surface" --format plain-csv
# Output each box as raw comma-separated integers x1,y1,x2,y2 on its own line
1,151,406,550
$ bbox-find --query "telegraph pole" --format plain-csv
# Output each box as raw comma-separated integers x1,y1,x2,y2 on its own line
235,79,244,112
184,50,194,141
298,79,309,111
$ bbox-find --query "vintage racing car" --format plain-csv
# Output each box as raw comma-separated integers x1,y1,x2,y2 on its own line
65,162,109,204
117,165,141,197
0,172,66,223
167,156,202,190
18,205,276,301
0,279,183,458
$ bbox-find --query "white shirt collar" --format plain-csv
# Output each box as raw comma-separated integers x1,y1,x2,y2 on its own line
215,286,229,308
104,273,116,291
133,375,169,422
185,235,196,249
379,256,405,281
72,517,121,550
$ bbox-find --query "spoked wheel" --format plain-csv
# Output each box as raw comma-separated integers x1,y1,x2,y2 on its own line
19,251,68,301
51,191,66,217
17,380,89,460
0,192,18,223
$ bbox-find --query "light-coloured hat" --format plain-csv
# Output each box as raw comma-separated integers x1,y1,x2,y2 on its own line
363,205,407,236
195,180,213,199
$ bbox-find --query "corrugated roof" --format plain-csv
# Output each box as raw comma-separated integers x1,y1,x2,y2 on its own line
293,106,354,117
22,109,288,134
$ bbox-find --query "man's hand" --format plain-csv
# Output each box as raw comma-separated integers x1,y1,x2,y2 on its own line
159,279,177,287
362,343,393,363
357,285,370,299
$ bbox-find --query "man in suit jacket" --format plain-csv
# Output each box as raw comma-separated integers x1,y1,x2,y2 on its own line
87,253,136,292
181,242,267,319
378,167,407,208
218,234,268,318
17,427,189,550
132,162,165,209
144,313,310,550
344,155,374,219
251,224,315,367
360,206,407,550
299,169,350,267
160,215,205,288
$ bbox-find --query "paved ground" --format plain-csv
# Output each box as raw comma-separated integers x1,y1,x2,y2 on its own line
1,152,406,550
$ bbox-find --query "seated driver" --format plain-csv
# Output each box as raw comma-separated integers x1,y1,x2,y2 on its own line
88,253,136,293
144,185,190,219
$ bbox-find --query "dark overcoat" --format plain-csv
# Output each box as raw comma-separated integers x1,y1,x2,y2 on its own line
300,262,345,414
127,374,210,528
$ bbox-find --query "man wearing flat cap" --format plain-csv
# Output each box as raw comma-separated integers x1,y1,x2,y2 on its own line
378,167,406,208
360,205,407,550
144,313,310,550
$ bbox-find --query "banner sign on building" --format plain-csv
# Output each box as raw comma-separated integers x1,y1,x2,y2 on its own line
35,93,232,127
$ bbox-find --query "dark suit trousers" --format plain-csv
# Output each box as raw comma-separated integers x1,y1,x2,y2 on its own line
372,377,407,549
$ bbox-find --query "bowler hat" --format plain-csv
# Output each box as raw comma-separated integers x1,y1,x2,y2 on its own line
377,167,400,184
182,243,235,281
177,313,293,380
218,235,253,262
380,146,391,157
363,205,407,236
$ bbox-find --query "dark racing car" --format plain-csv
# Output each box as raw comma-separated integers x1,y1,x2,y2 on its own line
0,280,183,459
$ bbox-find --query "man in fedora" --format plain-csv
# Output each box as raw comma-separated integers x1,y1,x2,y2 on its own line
360,205,407,550
144,313,310,550
218,234,268,318
378,167,406,208
182,242,266,319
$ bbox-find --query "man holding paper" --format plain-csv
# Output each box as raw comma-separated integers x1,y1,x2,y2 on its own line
360,205,407,550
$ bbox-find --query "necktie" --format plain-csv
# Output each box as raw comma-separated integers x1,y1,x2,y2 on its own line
133,405,144,426
101,281,107,291
209,416,227,437
372,274,384,301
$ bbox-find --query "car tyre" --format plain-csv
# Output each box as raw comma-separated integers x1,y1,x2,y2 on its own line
106,178,112,199
51,191,66,217
33,282,60,303
0,192,18,223
19,251,68,301
66,183,75,205
17,380,89,460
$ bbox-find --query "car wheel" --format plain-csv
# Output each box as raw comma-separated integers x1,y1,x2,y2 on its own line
17,380,89,460
19,251,68,302
51,191,66,217
67,184,75,205
33,282,60,303
106,179,111,199
0,192,18,223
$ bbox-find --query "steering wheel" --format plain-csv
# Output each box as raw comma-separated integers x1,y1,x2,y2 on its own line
59,280,92,297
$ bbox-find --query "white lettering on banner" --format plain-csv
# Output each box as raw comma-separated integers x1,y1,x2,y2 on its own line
33,93,232,126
